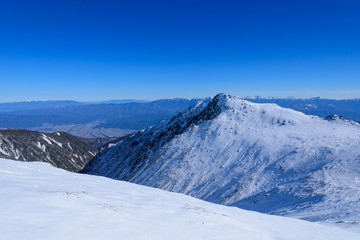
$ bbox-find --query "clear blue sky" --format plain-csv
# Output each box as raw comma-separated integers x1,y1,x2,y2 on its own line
0,0,359,102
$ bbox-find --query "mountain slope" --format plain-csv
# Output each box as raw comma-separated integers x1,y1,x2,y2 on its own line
1,158,359,240
82,93,360,225
0,129,97,172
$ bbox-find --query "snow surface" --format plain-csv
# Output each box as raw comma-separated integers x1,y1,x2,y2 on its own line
1,158,360,240
83,93,360,227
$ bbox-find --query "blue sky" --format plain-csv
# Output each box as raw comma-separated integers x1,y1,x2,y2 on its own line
0,0,359,102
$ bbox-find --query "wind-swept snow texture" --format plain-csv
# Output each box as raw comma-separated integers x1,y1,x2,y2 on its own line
1,158,360,240
83,93,360,227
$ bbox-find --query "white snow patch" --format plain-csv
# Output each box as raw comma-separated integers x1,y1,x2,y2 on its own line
49,137,63,147
107,143,116,148
41,135,52,145
41,134,63,147
0,146,9,156
36,142,46,152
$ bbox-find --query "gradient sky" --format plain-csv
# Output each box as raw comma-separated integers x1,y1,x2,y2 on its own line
0,0,360,102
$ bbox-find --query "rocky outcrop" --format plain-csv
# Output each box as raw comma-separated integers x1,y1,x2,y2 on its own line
0,129,98,172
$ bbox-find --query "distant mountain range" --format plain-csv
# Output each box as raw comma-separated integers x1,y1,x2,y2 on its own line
0,129,97,172
0,99,149,112
0,97,359,139
243,97,360,122
0,98,208,138
96,99,149,104
0,100,82,112
82,94,360,226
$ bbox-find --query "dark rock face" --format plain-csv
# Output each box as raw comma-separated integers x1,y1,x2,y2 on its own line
0,129,98,172
324,114,345,121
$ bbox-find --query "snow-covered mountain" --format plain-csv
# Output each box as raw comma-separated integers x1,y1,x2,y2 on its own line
1,158,359,240
0,129,97,172
82,93,360,226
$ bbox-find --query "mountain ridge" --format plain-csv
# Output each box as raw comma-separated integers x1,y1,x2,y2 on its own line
82,93,360,226
1,96,359,139
0,129,97,172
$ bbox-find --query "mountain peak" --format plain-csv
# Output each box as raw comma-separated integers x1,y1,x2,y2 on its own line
212,92,228,101
191,93,245,122
209,93,231,111
82,93,360,225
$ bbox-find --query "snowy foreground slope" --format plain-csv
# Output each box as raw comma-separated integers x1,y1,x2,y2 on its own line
82,93,360,226
1,158,360,240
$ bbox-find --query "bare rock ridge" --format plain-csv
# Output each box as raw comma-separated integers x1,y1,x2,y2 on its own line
81,93,360,225
0,129,98,172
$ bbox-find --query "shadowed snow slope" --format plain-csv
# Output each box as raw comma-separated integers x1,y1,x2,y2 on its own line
82,93,360,227
1,158,360,240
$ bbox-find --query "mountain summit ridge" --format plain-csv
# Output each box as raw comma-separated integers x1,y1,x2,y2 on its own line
82,93,360,226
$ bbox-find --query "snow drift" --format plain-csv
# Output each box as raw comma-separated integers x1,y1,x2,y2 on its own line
1,158,360,240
